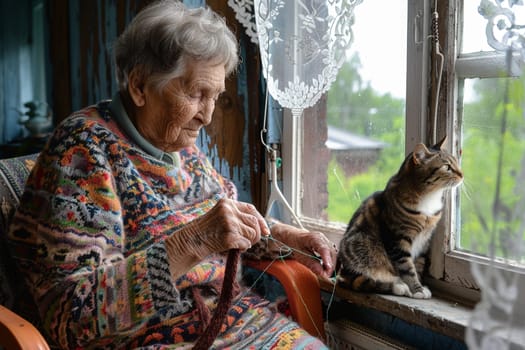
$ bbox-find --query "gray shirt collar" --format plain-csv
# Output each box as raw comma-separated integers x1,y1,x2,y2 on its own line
108,93,178,165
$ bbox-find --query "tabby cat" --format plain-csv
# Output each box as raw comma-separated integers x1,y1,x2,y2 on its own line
336,136,463,299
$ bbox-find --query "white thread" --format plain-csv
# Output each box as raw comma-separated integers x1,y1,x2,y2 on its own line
232,234,330,339
325,270,339,323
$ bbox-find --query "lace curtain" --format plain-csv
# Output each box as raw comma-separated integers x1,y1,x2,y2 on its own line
228,0,363,119
228,0,362,223
466,1,525,349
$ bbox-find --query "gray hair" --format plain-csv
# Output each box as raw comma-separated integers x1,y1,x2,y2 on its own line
113,0,239,92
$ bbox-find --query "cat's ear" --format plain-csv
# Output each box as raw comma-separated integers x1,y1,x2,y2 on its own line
431,135,447,151
412,143,430,165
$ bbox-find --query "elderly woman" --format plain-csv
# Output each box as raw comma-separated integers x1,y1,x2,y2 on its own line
7,1,336,349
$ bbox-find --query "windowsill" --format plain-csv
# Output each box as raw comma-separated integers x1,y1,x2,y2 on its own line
319,279,473,342
303,218,476,342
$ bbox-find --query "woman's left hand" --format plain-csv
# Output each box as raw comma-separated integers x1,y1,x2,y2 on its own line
273,225,337,280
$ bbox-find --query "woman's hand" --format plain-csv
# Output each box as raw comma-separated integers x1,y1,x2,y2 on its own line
187,198,270,254
272,223,337,280
165,198,270,278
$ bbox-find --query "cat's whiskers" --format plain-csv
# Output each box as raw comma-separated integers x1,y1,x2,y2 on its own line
459,178,474,202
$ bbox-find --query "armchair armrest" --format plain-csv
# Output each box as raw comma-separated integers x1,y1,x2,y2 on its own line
243,258,326,341
0,304,50,350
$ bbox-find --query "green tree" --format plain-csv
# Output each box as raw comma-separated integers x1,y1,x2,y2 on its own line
460,76,525,261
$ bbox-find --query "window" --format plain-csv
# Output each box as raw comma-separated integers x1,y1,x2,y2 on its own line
281,0,525,300
456,1,525,264
284,0,408,237
442,0,525,290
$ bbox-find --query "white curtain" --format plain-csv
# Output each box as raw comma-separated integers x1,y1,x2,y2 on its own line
228,0,362,223
228,0,363,119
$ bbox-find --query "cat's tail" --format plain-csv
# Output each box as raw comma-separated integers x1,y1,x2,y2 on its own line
338,274,393,293
336,265,393,294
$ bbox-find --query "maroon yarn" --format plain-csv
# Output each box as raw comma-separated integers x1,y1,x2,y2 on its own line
194,249,241,349
192,286,211,332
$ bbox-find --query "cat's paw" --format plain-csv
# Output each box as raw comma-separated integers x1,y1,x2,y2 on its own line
412,286,432,299
392,282,412,297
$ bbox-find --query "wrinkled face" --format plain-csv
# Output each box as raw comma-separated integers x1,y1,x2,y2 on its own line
133,60,226,152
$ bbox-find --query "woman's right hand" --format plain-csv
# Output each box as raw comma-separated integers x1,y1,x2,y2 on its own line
165,198,270,278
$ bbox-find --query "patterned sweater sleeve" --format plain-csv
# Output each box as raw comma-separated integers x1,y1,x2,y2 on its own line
7,115,193,348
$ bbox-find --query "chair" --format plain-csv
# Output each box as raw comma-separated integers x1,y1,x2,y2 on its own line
0,153,325,349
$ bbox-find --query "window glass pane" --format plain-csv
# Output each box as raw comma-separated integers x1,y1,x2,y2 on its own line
462,1,525,54
458,77,525,264
461,1,494,53
302,0,407,224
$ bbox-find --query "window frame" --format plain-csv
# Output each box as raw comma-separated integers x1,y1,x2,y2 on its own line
432,0,525,297
279,0,525,303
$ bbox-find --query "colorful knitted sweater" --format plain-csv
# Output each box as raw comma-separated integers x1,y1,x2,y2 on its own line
10,97,233,348
7,99,327,349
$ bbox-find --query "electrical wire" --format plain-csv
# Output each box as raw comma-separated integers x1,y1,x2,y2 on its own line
431,0,444,144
